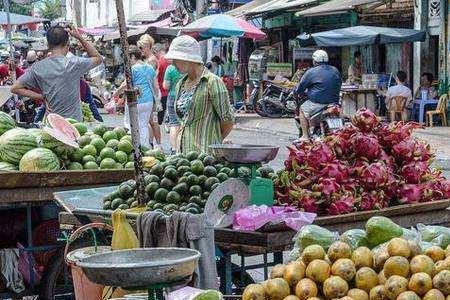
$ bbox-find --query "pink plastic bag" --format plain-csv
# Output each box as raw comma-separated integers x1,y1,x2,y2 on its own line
104,99,117,114
233,205,316,231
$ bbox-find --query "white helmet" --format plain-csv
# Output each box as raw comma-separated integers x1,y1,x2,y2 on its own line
312,50,329,63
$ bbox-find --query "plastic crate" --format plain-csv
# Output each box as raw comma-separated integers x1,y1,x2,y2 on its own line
32,219,60,268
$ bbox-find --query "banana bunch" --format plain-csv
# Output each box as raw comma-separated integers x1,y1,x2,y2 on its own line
81,103,95,122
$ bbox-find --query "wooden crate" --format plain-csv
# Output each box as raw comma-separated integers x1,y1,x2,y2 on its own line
0,170,134,205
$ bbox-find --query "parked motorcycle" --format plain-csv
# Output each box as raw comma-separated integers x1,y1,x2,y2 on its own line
86,64,110,108
252,81,297,118
2,96,40,126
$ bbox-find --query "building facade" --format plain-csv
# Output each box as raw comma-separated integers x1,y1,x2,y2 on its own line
65,0,175,28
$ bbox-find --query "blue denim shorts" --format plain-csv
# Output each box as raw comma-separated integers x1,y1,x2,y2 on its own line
167,95,180,126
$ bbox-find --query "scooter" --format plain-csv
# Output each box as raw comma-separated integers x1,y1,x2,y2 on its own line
294,96,345,138
252,81,297,118
2,95,40,126
86,64,110,108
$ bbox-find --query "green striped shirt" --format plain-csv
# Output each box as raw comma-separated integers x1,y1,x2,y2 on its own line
175,69,234,154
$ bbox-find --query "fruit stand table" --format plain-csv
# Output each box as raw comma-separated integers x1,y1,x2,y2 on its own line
54,186,450,295
0,169,133,299
54,186,294,295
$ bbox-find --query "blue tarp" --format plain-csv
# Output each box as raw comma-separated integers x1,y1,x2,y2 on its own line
297,25,426,47
0,11,47,25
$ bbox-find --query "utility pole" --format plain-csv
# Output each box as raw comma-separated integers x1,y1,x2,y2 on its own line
114,0,146,205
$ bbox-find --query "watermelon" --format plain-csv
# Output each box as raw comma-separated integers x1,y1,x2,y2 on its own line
40,130,74,157
46,113,80,140
19,148,60,172
0,128,37,164
27,128,43,142
0,161,17,172
73,123,88,136
0,111,15,136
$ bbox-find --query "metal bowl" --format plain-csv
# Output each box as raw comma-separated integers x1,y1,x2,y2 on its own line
209,144,279,164
77,248,200,288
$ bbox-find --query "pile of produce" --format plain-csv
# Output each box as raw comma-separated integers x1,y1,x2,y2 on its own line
275,108,450,215
244,217,450,300
0,112,141,172
67,120,138,170
102,151,275,213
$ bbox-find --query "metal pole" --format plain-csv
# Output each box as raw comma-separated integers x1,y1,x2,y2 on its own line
114,0,146,204
3,0,19,122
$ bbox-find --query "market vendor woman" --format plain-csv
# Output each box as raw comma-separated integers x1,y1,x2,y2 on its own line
165,35,234,154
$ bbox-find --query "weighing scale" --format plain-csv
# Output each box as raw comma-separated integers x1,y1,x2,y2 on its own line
209,144,279,207
77,248,200,300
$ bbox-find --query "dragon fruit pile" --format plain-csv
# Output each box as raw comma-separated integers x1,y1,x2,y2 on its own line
275,108,450,216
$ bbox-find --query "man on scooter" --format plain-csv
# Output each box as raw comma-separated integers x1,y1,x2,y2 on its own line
294,50,342,140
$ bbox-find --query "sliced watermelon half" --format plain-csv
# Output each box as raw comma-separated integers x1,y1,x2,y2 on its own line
43,126,79,148
46,113,81,140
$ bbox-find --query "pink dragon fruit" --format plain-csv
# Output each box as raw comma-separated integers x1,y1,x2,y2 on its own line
392,138,434,164
391,138,417,164
413,140,434,162
399,161,430,184
384,178,401,201
289,189,321,213
284,159,293,171
397,184,424,204
293,139,313,152
437,179,450,198
325,126,357,158
376,121,422,149
352,159,369,176
351,108,381,133
285,146,308,171
425,178,450,200
359,162,391,189
350,132,382,160
379,150,397,172
326,193,356,215
315,178,341,198
359,191,389,211
341,179,361,194
318,160,350,183
291,171,317,190
306,141,335,169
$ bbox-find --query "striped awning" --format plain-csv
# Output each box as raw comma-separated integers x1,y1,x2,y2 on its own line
296,0,381,17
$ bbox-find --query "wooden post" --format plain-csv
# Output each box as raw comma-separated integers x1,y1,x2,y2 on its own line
114,0,146,204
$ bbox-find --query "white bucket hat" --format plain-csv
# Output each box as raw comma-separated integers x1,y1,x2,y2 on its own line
165,35,203,64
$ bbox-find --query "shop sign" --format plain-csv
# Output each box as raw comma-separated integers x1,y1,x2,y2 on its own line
293,48,315,60
428,0,441,35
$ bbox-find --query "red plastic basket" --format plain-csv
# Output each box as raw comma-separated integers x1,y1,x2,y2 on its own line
32,219,61,268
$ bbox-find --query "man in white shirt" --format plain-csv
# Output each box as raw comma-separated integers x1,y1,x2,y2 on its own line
385,71,412,121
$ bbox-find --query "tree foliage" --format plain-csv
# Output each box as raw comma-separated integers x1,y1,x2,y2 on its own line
37,0,61,20
0,2,32,15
